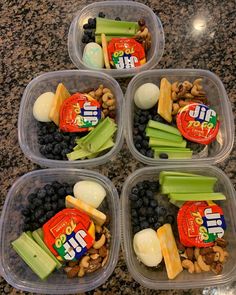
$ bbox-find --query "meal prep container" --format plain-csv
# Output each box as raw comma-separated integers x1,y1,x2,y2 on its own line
0,168,120,294
68,1,165,78
18,70,124,168
125,69,234,165
121,165,236,289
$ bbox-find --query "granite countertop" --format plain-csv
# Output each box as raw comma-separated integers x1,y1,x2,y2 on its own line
1,0,236,294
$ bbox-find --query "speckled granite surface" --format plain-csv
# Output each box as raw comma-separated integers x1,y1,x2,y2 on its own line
0,0,236,294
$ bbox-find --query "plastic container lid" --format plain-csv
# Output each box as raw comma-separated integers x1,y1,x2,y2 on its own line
18,70,124,168
68,1,165,78
0,168,120,294
121,165,236,290
125,69,235,165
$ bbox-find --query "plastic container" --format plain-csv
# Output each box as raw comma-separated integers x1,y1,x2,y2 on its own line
125,69,234,165
18,70,124,168
121,165,236,289
68,1,165,78
0,168,120,294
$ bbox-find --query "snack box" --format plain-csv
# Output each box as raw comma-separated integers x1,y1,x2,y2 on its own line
125,69,234,165
18,70,124,168
121,165,236,289
68,1,164,78
0,169,120,294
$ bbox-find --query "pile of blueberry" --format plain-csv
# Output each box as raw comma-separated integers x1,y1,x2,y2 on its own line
129,180,175,234
37,122,87,160
82,12,121,44
133,107,166,158
22,181,73,231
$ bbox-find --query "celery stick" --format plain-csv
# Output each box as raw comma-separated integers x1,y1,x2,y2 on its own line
161,176,217,194
159,171,199,185
149,138,187,148
67,138,114,160
147,120,182,136
36,228,43,239
96,17,138,36
26,231,33,239
153,147,191,151
169,198,185,208
96,35,127,44
81,117,117,153
12,232,56,280
146,127,183,142
169,192,226,201
154,149,193,159
32,230,62,269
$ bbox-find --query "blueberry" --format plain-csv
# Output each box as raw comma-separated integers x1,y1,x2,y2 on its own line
140,149,146,155
135,143,142,150
155,206,167,217
115,17,121,21
133,128,139,135
138,124,146,132
39,146,47,155
146,190,153,198
140,189,146,197
157,216,165,225
22,208,30,217
139,216,146,222
143,197,149,207
83,23,90,29
98,12,105,18
46,153,55,159
58,199,65,209
44,203,52,211
35,209,43,219
139,207,146,216
45,143,53,153
88,18,96,28
131,209,138,218
51,194,59,202
52,203,58,211
54,133,63,142
38,137,45,145
33,198,43,207
131,187,139,195
129,193,138,201
165,214,175,225
159,153,168,159
150,181,159,191
150,199,158,208
154,222,162,229
45,185,55,196
132,217,139,226
39,216,47,224
66,187,73,195
146,207,154,216
52,181,61,189
46,211,54,220
28,193,36,202
29,203,36,210
148,216,156,224
36,189,46,200
134,134,143,143
133,225,141,233
140,221,149,230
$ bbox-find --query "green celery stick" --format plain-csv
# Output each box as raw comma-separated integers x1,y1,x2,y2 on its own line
169,198,185,208
161,176,217,194
146,127,183,142
169,192,226,201
149,138,187,148
12,232,56,280
95,35,129,44
81,117,117,153
159,171,200,185
67,138,114,160
26,231,33,239
154,149,193,159
96,17,138,36
147,120,182,136
32,230,62,269
153,147,191,152
74,133,90,149
36,228,43,239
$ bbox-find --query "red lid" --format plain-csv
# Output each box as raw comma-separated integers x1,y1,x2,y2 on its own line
107,38,146,69
177,201,226,248
43,208,94,260
59,93,101,132
176,103,219,145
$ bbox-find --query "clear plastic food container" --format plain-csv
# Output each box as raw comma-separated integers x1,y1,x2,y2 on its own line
125,69,234,165
0,168,120,294
121,165,236,289
18,70,124,168
68,1,165,78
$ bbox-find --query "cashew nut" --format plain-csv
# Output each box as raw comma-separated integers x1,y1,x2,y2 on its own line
88,91,95,98
182,259,195,273
138,27,149,38
193,78,203,90
223,250,229,263
78,266,85,277
179,99,191,107
93,234,106,249
80,256,90,268
194,261,202,273
103,88,112,94
197,255,210,272
214,252,220,262
95,86,103,98
108,105,116,111
102,92,114,103
171,91,178,101
172,103,180,115
106,98,115,107
213,246,225,262
183,92,195,99
90,253,100,260
191,85,205,96
95,224,102,233
182,81,193,91
171,81,179,92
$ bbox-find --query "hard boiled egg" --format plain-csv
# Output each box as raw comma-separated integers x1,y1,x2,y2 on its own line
133,228,162,267
73,180,106,208
134,83,160,110
33,92,55,122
